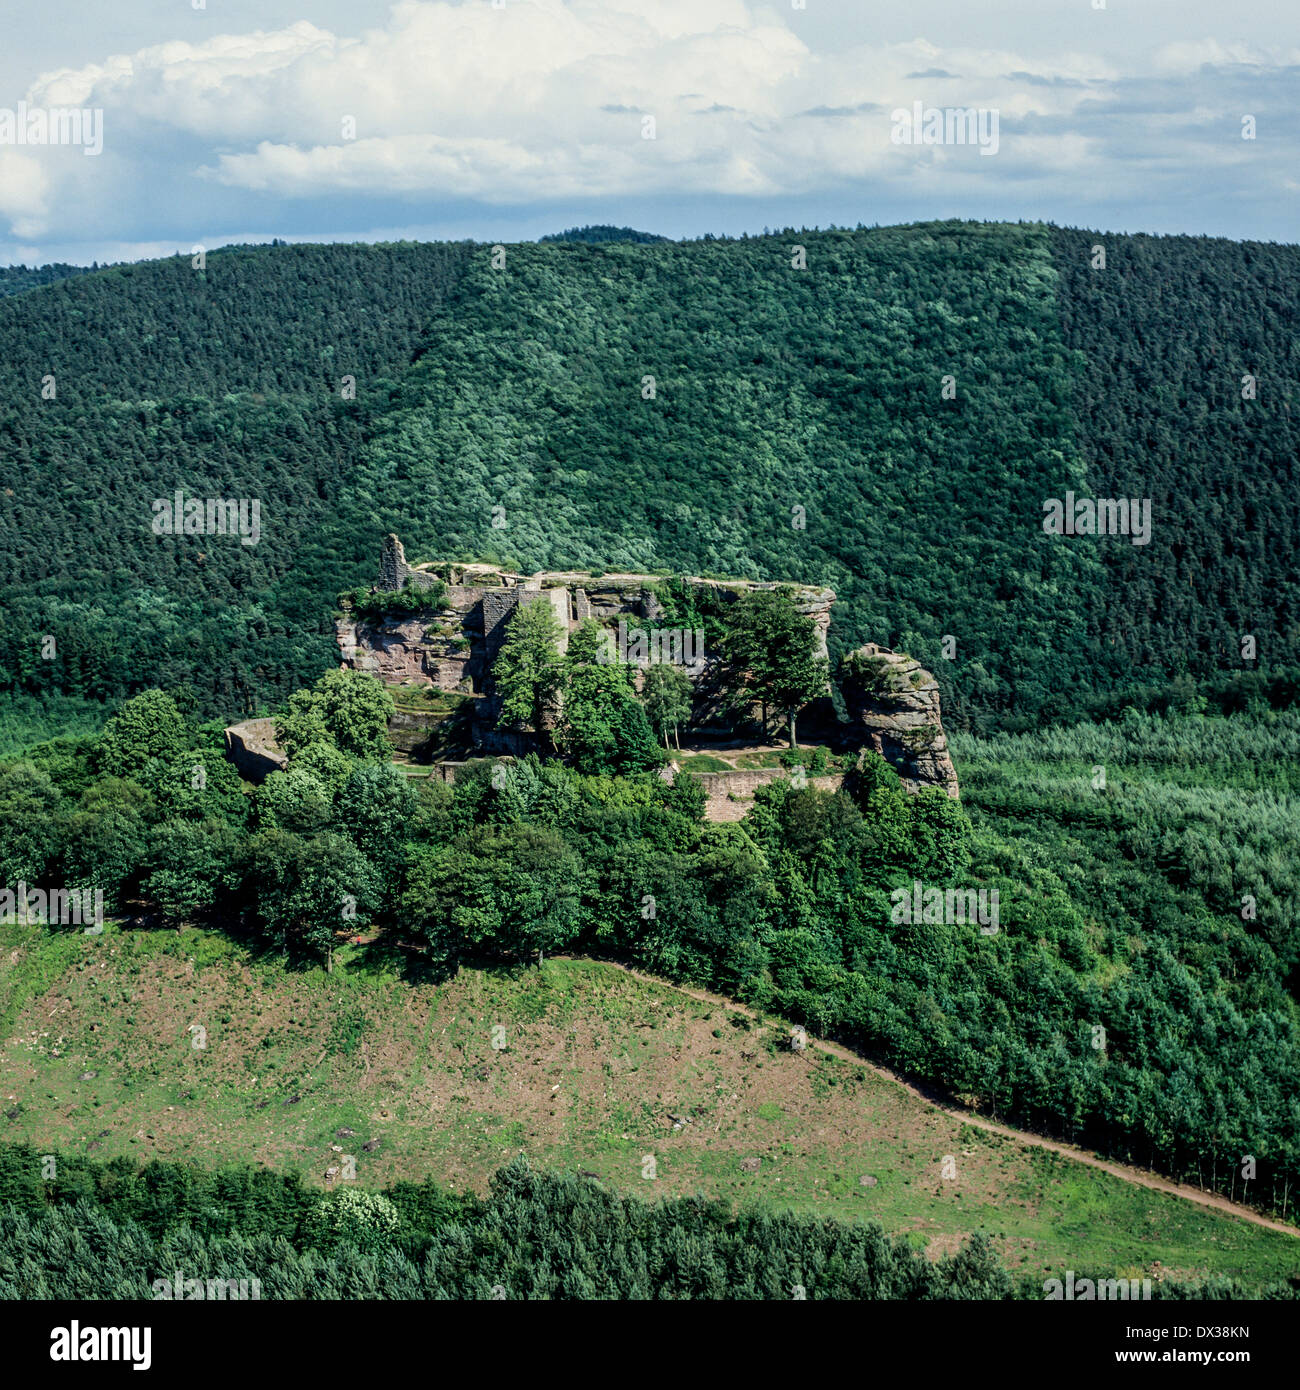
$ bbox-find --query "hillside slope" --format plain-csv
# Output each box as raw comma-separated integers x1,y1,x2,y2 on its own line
1050,229,1300,699
0,241,471,724
0,264,92,298
2,924,1295,1288
0,223,1296,734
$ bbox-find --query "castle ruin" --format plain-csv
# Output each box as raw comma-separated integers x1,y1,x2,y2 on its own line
327,535,959,799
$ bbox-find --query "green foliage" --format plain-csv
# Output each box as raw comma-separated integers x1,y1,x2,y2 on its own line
304,1188,402,1254
1,227,1297,733
334,761,417,884
314,222,1107,734
139,749,250,827
493,597,565,733
256,766,334,834
404,823,583,967
720,589,829,745
539,225,670,245
0,263,94,298
0,762,63,885
291,740,356,799
906,788,974,881
142,818,242,926
3,221,1298,1234
0,1142,1026,1300
564,617,610,667
8,652,1300,1221
840,650,898,698
61,777,155,912
642,663,693,747
558,660,664,776
340,578,447,618
96,690,188,776
8,1139,1290,1299
0,240,471,719
1050,229,1300,720
0,699,107,758
275,669,394,761
242,829,383,962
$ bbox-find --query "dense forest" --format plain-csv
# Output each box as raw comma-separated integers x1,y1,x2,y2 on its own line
539,224,671,244
2,222,1297,1271
0,240,471,739
1050,229,1300,695
3,676,1298,1223
0,264,93,298
1,1142,1292,1300
1,222,1296,746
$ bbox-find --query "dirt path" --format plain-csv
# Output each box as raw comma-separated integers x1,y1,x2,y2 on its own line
600,960,1299,1240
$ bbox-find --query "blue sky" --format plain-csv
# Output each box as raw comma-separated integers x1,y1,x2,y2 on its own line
2,0,1297,264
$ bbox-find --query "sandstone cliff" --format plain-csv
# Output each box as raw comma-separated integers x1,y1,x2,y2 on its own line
320,537,960,802
838,644,960,797
342,536,835,695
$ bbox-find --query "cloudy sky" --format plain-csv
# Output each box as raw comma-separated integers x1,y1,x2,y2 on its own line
2,0,1297,264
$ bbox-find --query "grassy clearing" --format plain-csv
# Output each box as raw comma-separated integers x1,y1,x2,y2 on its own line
388,687,470,716
676,746,849,773
1,921,1295,1287
728,746,848,771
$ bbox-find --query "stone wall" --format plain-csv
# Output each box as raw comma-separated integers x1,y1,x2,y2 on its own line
688,766,845,821
223,718,287,782
348,537,836,699
378,533,443,592
329,537,959,800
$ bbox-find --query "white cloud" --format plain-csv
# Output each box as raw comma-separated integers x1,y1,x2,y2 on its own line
1151,39,1300,73
2,0,1297,245
0,152,51,238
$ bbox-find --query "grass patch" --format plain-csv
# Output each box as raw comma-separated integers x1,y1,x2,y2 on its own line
1,924,1295,1289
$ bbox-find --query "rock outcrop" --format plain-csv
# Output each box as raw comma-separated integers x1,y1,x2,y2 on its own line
336,612,478,690
838,644,960,797
340,537,835,701
319,538,958,801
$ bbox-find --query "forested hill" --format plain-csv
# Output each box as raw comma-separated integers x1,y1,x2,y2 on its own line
0,223,1296,740
0,240,472,729
0,263,93,298
1050,229,1300,690
539,224,669,244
